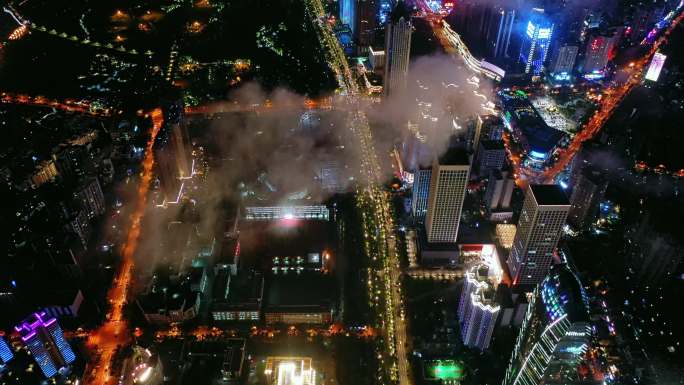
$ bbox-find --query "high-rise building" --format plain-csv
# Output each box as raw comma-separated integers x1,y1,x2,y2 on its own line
383,2,412,95
486,6,516,60
458,264,501,350
477,140,506,175
507,185,569,287
478,115,505,141
519,8,554,75
340,0,356,34
411,167,432,219
74,177,105,219
425,150,470,243
356,0,378,47
502,264,591,385
484,170,514,211
15,311,76,378
549,44,578,76
582,33,618,76
568,168,607,229
0,335,13,368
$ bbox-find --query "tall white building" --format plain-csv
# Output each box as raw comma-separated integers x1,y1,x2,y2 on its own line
425,150,470,243
458,263,501,350
549,45,578,75
507,185,570,286
384,2,412,96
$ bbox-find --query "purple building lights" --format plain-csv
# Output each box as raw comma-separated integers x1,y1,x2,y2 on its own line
14,311,75,378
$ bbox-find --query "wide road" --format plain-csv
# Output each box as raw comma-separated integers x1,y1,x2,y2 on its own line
84,109,163,385
303,0,411,384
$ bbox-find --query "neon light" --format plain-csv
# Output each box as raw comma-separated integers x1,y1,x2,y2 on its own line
526,21,535,38
529,151,547,159
645,52,666,82
538,28,551,39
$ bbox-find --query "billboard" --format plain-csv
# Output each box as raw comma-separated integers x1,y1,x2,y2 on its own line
645,52,667,82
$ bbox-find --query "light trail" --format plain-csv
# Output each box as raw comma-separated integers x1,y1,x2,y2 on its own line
85,108,163,385
302,0,411,383
0,92,112,116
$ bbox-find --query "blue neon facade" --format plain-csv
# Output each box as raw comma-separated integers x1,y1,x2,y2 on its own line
340,0,356,34
45,319,76,364
24,331,58,378
519,9,554,75
15,312,76,378
0,336,13,366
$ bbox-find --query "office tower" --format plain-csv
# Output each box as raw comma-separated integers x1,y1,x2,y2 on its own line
458,264,501,350
568,168,607,229
502,264,591,385
478,115,505,141
340,0,356,33
484,170,514,211
0,335,13,368
507,185,569,286
356,0,378,47
411,167,432,219
519,8,554,75
383,2,412,96
582,33,618,76
549,45,578,76
425,150,470,243
487,6,516,60
15,311,76,378
74,177,105,219
368,46,385,72
477,140,506,175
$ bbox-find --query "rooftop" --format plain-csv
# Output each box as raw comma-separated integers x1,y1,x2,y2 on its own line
530,184,569,206
264,274,335,309
438,147,469,166
480,140,505,151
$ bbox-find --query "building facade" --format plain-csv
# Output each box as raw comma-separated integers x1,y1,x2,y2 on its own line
507,185,570,287
568,168,608,229
383,3,412,95
411,167,432,219
502,264,591,385
487,6,516,61
549,44,578,77
458,264,501,350
519,8,554,75
582,33,618,76
15,312,76,378
425,152,470,243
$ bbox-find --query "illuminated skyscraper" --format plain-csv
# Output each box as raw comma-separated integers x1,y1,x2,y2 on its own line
425,150,470,243
507,185,569,287
15,311,76,378
0,335,13,368
549,45,578,77
519,8,554,75
458,264,501,350
411,167,432,219
582,33,618,77
487,6,516,60
384,2,412,95
502,264,591,385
